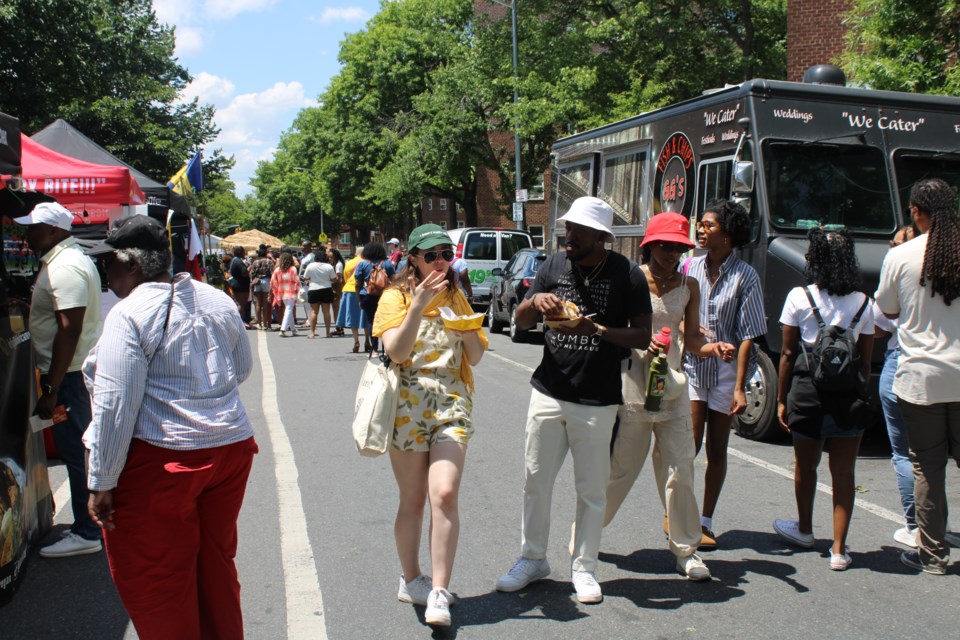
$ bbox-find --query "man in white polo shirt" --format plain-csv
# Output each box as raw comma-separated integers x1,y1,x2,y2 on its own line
15,200,103,557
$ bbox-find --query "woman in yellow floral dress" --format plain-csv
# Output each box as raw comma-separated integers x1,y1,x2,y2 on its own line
373,224,487,628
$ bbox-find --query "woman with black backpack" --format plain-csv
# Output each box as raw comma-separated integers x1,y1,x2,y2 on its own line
774,228,875,571
355,242,396,357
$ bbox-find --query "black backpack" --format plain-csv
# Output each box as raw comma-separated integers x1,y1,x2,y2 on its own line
801,287,870,393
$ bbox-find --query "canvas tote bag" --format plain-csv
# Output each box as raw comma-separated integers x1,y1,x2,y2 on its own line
352,357,400,456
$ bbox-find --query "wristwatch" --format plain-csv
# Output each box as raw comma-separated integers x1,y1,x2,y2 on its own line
593,323,607,339
41,383,59,397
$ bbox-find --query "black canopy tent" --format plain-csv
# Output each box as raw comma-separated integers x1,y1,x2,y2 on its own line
31,119,192,216
0,111,21,176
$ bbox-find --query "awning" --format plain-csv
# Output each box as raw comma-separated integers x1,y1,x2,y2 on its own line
31,119,191,214
10,135,146,206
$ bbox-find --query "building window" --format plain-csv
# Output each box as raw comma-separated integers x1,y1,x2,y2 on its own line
528,225,545,248
528,174,546,201
439,220,447,230
427,199,433,211
439,199,447,210
339,233,351,245
457,220,465,228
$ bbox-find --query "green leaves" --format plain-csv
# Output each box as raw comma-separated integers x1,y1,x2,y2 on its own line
841,0,960,95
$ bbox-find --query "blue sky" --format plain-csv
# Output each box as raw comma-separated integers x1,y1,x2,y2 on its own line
155,0,383,195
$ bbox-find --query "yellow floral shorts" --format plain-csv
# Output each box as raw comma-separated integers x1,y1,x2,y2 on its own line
393,368,474,452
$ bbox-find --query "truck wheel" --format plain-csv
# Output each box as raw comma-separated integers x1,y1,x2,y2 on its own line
509,304,527,343
734,350,781,441
488,302,505,334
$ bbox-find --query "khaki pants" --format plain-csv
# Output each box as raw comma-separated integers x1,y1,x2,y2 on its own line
521,389,618,573
898,398,960,570
605,404,701,558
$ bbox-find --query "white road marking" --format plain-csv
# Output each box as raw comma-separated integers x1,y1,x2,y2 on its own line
484,348,902,524
52,477,71,520
258,330,328,639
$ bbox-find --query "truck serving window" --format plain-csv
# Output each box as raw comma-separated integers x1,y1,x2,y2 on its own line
763,141,895,234
893,151,960,223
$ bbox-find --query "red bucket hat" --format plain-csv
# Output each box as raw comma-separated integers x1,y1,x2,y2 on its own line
640,212,695,248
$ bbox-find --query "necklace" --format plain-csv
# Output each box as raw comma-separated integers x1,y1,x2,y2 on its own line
575,251,608,286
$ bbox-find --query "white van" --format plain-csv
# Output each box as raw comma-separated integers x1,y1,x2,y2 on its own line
446,227,534,307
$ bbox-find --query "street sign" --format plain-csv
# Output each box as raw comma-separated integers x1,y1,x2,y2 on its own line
512,202,524,222
515,189,528,202
318,232,329,243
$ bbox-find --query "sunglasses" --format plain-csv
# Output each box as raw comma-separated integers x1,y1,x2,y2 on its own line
655,241,688,253
421,249,454,264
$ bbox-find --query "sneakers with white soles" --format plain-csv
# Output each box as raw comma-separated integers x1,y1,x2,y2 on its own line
893,526,919,548
571,570,602,603
398,574,432,605
425,588,453,627
495,557,550,592
773,518,815,548
830,546,852,571
677,553,711,581
900,551,946,575
39,532,102,558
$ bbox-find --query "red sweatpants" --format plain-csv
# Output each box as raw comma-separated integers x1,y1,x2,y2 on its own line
103,437,259,640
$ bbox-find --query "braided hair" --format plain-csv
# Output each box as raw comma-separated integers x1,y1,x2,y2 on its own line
804,227,862,296
910,178,960,305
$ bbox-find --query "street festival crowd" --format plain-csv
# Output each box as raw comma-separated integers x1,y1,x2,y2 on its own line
9,177,960,635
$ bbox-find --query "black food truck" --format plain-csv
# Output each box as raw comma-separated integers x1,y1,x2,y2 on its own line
548,69,960,440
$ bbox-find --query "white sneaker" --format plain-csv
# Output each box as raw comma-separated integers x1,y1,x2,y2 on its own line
893,526,919,549
830,546,852,571
397,573,432,606
39,532,102,558
571,570,603,603
425,587,453,627
773,518,815,549
677,553,711,581
495,557,550,592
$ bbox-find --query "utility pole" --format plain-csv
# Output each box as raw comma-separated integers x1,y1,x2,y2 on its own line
491,0,523,230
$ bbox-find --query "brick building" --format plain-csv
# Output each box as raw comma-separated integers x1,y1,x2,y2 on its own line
787,0,852,81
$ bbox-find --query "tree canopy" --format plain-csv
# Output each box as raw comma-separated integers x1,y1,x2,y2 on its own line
252,0,787,238
0,0,226,184
840,0,960,95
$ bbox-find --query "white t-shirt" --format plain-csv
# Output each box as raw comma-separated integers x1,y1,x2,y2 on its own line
876,233,960,404
779,284,875,346
29,236,103,373
872,300,899,351
303,262,335,291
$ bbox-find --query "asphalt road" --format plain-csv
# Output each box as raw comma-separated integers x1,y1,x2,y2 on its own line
4,326,959,639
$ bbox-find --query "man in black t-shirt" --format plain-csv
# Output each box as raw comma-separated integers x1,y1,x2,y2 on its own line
496,197,652,604
228,246,252,326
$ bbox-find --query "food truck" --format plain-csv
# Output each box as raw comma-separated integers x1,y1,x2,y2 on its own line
548,68,960,439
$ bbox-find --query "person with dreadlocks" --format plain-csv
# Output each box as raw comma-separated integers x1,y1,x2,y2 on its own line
876,177,960,576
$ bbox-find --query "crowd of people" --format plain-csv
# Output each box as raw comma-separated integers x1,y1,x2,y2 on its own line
10,179,958,634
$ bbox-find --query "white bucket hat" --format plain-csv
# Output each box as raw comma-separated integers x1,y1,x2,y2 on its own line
556,196,614,238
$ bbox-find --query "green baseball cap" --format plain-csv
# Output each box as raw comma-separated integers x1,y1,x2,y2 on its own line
407,224,452,251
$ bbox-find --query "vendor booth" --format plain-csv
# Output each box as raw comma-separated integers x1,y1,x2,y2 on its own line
0,112,55,607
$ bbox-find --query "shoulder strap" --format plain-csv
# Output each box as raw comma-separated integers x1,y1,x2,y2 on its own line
802,286,826,329
848,294,871,330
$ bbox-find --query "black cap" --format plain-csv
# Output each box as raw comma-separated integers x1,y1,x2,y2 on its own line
88,215,169,256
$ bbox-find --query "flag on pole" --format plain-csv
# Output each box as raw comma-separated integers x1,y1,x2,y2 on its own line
168,151,203,195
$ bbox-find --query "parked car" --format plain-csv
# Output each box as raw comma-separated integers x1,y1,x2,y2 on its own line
446,227,533,308
487,248,546,342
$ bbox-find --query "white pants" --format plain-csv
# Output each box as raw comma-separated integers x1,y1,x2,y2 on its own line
521,388,618,573
605,406,701,558
280,299,296,332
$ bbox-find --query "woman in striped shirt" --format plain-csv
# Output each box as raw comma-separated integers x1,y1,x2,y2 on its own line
271,251,300,337
683,199,767,548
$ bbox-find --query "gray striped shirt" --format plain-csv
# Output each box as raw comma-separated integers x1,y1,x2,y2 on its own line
683,253,767,388
83,274,254,490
